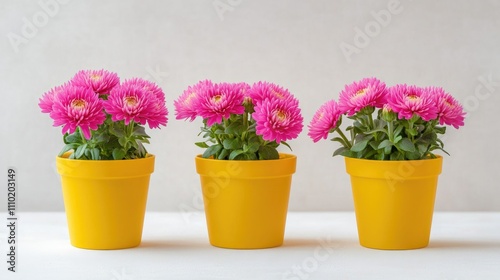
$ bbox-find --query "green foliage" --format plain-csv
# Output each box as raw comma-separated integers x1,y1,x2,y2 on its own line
332,108,447,160
196,112,286,160
59,115,151,160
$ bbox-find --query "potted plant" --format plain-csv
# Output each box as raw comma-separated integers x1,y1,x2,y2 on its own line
39,69,168,249
308,77,466,250
175,80,303,249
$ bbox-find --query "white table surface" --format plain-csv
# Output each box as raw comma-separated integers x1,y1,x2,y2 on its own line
1,212,499,280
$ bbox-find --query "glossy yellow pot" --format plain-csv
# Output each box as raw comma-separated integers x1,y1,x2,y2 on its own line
56,154,155,250
345,156,442,250
195,153,296,249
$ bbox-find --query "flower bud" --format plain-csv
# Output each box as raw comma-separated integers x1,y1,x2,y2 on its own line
382,104,397,122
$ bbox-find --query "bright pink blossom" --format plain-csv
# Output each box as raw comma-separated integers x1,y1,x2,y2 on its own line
104,83,168,129
252,97,303,143
174,80,212,121
39,83,70,114
71,69,119,95
429,87,466,128
248,81,293,105
308,100,343,143
196,82,245,126
387,84,438,121
121,78,168,128
50,85,106,139
338,77,387,116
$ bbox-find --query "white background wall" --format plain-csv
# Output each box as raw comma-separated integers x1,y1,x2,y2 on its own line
1,0,499,212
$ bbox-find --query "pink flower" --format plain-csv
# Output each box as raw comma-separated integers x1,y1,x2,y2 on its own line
71,69,119,95
252,97,303,143
387,84,438,121
338,77,387,116
248,81,293,105
122,78,166,102
39,83,70,114
50,85,106,139
104,83,168,129
196,82,245,126
308,100,343,143
429,87,466,128
174,80,212,121
121,78,169,128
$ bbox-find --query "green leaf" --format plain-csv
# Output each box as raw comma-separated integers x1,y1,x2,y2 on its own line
394,135,403,144
229,149,245,160
133,125,148,137
246,141,260,153
74,143,88,159
406,128,418,137
434,126,446,134
417,143,428,154
331,137,348,147
333,147,348,157
195,142,209,148
390,151,404,160
225,122,245,134
258,145,279,160
136,141,147,158
244,152,258,160
351,139,370,152
384,145,392,155
218,148,230,160
90,148,100,160
280,141,293,151
118,137,128,147
58,144,77,157
396,138,416,152
214,129,226,135
64,132,82,144
112,148,126,160
393,125,404,137
110,126,125,137
202,144,222,158
377,139,393,150
223,138,242,150
405,151,421,160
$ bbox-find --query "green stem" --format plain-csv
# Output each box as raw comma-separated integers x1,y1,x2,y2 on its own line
78,127,88,144
243,112,248,128
336,127,352,149
127,120,135,137
387,120,394,142
368,113,375,129
368,113,378,141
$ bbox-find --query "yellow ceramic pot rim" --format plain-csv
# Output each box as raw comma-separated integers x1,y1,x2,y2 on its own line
56,153,155,179
195,153,297,179
345,155,442,179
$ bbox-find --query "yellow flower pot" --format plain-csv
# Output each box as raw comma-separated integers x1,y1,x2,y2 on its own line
56,154,155,249
195,153,296,249
345,156,442,250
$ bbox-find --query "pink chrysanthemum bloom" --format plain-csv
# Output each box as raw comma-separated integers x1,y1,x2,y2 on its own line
121,78,169,128
104,83,168,129
308,100,343,143
50,85,106,139
252,97,303,143
428,87,466,128
248,81,293,105
387,84,438,121
122,78,166,102
39,83,70,114
71,69,120,95
175,80,212,121
338,77,387,116
196,82,245,126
